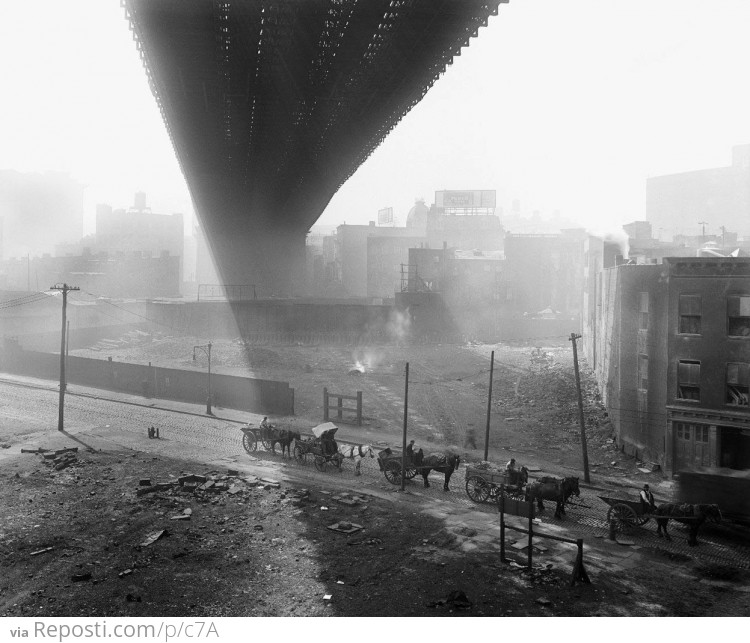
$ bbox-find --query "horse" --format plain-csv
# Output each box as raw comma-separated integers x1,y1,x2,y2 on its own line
413,449,461,491
337,443,376,475
653,503,722,547
269,429,301,458
524,476,580,519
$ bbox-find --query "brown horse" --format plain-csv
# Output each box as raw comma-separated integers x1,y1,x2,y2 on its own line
413,449,461,491
269,429,301,458
654,503,722,546
524,476,580,519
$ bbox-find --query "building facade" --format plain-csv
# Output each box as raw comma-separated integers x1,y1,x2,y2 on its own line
646,144,750,240
585,257,750,485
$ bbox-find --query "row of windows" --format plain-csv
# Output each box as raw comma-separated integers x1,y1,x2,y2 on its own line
675,423,709,443
676,360,749,406
678,294,750,336
638,294,750,337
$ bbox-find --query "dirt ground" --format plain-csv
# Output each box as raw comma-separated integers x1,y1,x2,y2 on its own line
2,446,749,618
1,337,749,619
75,335,620,473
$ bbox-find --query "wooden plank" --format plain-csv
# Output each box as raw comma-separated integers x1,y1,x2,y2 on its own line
500,497,535,519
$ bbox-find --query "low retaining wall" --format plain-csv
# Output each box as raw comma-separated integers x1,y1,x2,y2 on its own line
0,342,294,416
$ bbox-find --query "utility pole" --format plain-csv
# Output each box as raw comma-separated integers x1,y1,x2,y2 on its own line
193,341,213,415
64,319,70,392
698,221,708,244
484,350,495,461
50,283,79,431
401,362,409,492
569,332,590,483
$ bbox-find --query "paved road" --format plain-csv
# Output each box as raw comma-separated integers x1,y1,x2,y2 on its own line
2,378,749,570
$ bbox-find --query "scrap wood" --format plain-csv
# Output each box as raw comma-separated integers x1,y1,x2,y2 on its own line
327,522,363,534
139,529,169,547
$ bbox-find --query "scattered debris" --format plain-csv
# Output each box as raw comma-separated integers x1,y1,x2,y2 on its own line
327,522,363,534
535,597,552,606
118,569,133,578
71,572,92,582
428,590,473,610
30,547,53,556
139,530,169,547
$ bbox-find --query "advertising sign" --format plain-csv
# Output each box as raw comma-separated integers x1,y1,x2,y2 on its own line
435,190,496,211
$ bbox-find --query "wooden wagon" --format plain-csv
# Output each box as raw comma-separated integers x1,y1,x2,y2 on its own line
599,495,652,530
377,448,419,484
239,423,276,453
465,465,526,504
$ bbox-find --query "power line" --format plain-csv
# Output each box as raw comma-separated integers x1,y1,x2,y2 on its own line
0,292,57,310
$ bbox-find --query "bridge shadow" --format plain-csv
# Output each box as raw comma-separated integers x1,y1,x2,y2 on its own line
59,430,98,452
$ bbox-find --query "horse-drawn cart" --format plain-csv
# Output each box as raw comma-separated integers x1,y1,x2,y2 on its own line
599,495,651,531
465,464,527,504
293,422,343,472
377,448,418,484
378,444,461,490
240,423,275,453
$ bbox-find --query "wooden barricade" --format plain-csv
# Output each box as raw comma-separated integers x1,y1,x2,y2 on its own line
499,497,590,586
323,387,362,426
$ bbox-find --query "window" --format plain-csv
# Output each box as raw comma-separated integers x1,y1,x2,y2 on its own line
677,360,700,401
727,295,750,337
639,293,649,330
727,362,750,406
679,295,701,334
638,354,649,390
696,426,709,443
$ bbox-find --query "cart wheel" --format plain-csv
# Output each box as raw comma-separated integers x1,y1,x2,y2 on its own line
607,503,638,530
314,455,326,472
260,429,272,450
293,445,305,463
502,485,526,501
465,476,490,503
405,468,418,480
384,460,403,485
241,431,258,454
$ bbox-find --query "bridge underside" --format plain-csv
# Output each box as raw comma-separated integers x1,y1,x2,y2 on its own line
124,0,504,295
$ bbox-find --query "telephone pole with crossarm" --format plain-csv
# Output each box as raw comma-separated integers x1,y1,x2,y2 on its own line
50,283,79,431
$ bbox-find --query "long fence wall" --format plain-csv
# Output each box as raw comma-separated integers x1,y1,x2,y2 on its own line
0,343,294,416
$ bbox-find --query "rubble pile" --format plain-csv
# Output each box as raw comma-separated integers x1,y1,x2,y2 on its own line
27,447,81,472
496,355,612,442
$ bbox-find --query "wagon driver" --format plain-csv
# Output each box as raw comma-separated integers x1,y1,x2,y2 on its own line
639,484,656,512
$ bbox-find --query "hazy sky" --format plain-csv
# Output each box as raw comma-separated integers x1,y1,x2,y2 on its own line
2,0,749,238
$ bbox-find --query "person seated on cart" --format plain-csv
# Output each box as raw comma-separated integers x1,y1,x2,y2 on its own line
405,440,416,461
505,458,523,486
639,484,656,513
260,416,271,431
321,430,338,457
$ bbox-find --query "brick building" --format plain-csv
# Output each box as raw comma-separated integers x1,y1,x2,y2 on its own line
586,257,750,486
